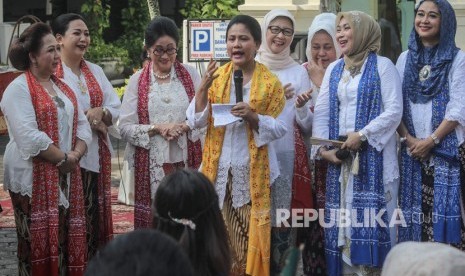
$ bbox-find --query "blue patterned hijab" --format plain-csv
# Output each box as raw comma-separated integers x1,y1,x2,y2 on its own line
403,0,459,104
399,0,462,244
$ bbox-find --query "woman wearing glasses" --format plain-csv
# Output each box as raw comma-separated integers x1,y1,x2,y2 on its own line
255,9,313,274
119,16,203,229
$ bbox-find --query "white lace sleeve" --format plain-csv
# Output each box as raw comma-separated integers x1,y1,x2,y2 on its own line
91,62,122,125
253,114,287,147
76,103,92,147
395,51,408,83
295,67,313,134
296,104,313,135
311,61,334,160
186,97,209,129
0,78,54,160
445,52,465,126
118,72,152,149
362,57,402,152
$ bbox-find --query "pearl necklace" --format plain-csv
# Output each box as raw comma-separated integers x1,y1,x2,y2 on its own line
153,71,171,79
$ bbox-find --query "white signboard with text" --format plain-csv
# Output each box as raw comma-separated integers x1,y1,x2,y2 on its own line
188,19,229,62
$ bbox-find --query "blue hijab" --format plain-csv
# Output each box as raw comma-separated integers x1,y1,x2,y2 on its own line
399,0,461,244
403,0,459,104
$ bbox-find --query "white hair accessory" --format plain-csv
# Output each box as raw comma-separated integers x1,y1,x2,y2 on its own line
168,212,196,230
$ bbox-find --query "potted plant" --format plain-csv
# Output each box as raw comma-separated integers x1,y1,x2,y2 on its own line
85,38,130,80
81,0,130,80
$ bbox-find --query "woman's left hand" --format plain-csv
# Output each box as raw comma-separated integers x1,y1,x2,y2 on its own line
86,107,107,134
166,123,188,140
85,107,104,124
342,132,363,151
295,89,312,108
410,138,434,161
231,102,257,123
283,83,295,99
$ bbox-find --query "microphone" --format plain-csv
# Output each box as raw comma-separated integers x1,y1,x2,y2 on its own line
233,70,243,103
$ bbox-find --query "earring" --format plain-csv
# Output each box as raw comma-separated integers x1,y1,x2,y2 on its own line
33,62,38,68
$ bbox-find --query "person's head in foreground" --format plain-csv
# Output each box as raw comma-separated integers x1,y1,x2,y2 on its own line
381,241,465,276
85,229,193,276
153,169,231,276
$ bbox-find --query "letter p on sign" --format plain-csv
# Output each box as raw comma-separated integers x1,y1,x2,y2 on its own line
194,30,210,51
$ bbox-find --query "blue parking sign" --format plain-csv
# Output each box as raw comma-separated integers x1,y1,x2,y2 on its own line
193,29,211,51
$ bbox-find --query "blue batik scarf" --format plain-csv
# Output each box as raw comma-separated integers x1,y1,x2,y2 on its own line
398,0,461,244
325,53,390,276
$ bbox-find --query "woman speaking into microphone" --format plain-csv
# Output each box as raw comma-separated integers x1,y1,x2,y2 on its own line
186,14,286,276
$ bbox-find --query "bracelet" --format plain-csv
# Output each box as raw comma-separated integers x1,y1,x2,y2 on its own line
56,153,68,167
102,107,109,117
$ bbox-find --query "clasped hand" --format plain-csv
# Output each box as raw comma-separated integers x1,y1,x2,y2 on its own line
157,123,187,141
86,107,108,136
405,135,434,162
58,151,80,174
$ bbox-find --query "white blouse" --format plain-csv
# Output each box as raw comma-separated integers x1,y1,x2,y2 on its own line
186,77,287,209
396,50,465,144
119,64,201,198
60,61,121,172
0,74,92,207
312,56,402,184
269,63,313,154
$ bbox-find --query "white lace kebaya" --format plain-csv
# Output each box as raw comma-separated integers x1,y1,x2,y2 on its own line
186,78,287,209
119,64,202,199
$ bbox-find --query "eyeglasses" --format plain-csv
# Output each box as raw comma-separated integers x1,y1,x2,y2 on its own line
268,26,294,37
152,47,178,56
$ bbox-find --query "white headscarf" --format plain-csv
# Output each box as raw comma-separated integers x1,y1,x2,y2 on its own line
256,9,298,70
305,13,341,63
382,242,465,276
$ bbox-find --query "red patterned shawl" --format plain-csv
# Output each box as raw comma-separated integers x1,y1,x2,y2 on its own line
56,60,114,246
26,70,86,276
290,122,313,210
134,60,202,228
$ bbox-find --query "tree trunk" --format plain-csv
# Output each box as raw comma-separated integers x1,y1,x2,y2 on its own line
320,0,341,13
147,0,160,19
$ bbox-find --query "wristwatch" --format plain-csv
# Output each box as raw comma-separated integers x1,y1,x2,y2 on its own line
430,133,440,145
358,131,367,142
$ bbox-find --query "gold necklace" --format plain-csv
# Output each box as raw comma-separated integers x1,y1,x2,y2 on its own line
77,77,88,94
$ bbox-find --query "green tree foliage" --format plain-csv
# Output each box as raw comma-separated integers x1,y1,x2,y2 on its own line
115,0,150,69
81,0,110,38
81,0,129,67
180,0,245,19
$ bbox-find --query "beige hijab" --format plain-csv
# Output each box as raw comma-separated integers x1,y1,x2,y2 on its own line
336,11,381,76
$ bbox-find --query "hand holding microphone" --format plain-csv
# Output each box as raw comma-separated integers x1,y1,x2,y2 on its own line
234,69,243,103
231,69,258,128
